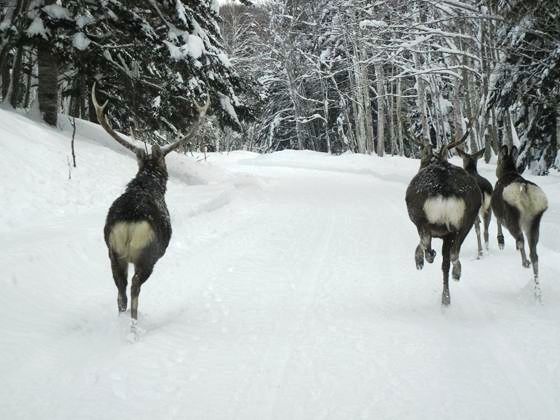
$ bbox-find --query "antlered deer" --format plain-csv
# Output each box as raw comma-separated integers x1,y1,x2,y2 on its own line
491,145,548,297
457,148,493,257
405,132,482,305
92,84,209,323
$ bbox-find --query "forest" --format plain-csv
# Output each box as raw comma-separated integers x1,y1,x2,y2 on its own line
1,0,559,173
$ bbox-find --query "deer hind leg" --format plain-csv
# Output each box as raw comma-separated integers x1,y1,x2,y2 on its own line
527,214,544,299
441,237,452,305
415,230,435,270
450,245,462,282
497,220,505,250
130,263,154,322
109,250,128,312
474,216,483,258
451,225,471,281
510,222,530,268
483,210,491,251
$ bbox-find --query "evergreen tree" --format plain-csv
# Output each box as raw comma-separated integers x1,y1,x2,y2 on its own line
488,0,560,174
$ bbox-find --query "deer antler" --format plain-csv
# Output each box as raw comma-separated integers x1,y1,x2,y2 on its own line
91,82,142,154
161,96,210,156
439,101,483,159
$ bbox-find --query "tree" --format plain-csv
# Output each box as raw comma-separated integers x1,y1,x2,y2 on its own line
488,0,560,174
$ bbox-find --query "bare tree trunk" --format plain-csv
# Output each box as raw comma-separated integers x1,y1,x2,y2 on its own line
504,109,514,149
348,63,366,153
1,57,10,100
413,2,429,144
23,49,34,108
414,53,429,143
1,0,31,102
9,44,25,108
321,78,332,154
37,43,58,126
361,56,374,153
388,79,397,155
396,77,404,155
285,63,305,150
452,82,463,142
375,62,385,156
329,74,355,151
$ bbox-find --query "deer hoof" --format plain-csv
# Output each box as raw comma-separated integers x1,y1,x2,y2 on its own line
442,290,450,306
452,262,462,281
497,235,504,250
522,260,531,268
118,296,128,312
425,249,436,263
415,246,425,270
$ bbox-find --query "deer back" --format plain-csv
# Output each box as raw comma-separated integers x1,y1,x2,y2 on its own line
406,160,482,236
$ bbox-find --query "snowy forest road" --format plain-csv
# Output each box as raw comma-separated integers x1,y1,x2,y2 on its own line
2,143,560,419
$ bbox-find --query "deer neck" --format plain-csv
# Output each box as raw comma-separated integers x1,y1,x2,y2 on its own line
128,167,168,196
464,162,478,175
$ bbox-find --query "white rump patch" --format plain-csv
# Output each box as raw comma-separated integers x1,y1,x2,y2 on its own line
423,196,466,230
503,183,548,214
109,221,155,264
503,183,548,232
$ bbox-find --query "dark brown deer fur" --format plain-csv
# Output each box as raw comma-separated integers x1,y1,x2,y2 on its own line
406,136,482,305
491,145,548,296
457,148,493,257
92,84,208,323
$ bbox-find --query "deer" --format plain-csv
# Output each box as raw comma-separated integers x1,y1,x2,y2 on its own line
456,148,493,257
491,145,548,298
405,129,482,305
91,83,209,324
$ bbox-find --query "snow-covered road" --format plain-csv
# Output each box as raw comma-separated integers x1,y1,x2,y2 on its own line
1,109,560,419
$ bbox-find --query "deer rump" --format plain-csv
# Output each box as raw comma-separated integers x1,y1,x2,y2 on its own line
406,163,481,238
493,176,548,235
104,187,172,266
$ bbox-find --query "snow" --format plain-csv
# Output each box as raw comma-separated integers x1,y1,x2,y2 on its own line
359,19,388,30
218,52,232,68
72,32,91,50
1,108,560,419
43,5,72,20
26,16,48,38
185,34,205,59
219,92,240,126
165,35,205,61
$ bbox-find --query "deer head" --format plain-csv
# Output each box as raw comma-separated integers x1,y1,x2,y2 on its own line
496,145,519,179
456,147,485,173
413,129,473,170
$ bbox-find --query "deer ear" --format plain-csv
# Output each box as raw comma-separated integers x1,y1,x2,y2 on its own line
474,148,485,160
511,145,519,161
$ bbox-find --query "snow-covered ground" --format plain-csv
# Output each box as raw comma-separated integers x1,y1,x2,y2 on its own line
1,107,560,419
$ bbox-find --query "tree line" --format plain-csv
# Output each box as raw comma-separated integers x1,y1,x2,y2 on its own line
220,0,559,174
